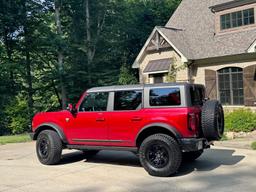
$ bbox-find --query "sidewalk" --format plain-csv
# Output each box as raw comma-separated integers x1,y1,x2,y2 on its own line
215,132,256,150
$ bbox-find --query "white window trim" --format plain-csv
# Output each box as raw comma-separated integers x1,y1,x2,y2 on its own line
248,38,256,52
144,70,169,75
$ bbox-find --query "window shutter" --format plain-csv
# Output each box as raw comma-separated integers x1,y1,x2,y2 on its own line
205,70,217,100
243,65,256,106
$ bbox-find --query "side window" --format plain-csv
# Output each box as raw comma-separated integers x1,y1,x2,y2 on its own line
190,86,205,106
79,92,109,112
150,88,181,106
114,90,142,111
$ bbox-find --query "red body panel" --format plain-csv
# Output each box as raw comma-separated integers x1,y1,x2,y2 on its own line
32,102,201,147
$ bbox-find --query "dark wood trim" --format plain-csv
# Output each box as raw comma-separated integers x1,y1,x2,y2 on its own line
211,0,256,13
67,145,138,152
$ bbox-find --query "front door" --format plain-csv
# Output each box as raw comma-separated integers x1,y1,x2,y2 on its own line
68,92,109,145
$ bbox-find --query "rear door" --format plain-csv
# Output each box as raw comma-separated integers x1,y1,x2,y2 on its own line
106,90,144,146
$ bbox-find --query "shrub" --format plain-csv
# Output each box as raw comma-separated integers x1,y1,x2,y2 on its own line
4,95,31,134
225,109,256,132
251,142,256,150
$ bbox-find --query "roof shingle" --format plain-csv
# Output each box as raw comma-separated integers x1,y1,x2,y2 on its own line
161,0,256,60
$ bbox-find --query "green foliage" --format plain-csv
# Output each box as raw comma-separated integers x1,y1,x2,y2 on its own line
0,0,181,134
118,65,138,85
0,134,31,145
225,109,256,132
220,133,228,141
4,95,31,134
251,141,256,150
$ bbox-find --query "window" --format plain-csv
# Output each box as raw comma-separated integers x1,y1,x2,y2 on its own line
218,67,244,105
150,88,181,106
190,86,205,106
79,92,109,112
114,90,142,111
221,8,255,30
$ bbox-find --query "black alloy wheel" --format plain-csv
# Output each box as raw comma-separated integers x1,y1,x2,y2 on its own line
146,143,169,169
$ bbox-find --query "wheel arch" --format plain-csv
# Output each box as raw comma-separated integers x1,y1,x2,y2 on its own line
33,123,68,144
135,123,181,147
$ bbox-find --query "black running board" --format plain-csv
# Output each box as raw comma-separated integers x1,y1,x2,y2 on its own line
66,145,138,152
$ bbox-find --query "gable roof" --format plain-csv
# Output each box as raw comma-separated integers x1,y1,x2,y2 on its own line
132,27,188,68
163,0,256,60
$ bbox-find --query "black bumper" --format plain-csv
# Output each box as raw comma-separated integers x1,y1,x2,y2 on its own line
29,132,35,140
180,138,207,152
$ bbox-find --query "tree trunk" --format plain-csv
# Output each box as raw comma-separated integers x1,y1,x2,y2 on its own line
22,0,34,122
85,0,92,85
85,0,106,86
54,0,67,109
3,28,15,93
25,42,33,120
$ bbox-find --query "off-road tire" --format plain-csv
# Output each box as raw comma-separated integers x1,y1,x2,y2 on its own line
139,134,182,177
36,130,62,165
82,150,100,157
182,150,203,162
201,100,224,141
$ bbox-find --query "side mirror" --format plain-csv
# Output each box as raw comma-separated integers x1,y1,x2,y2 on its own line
67,104,77,115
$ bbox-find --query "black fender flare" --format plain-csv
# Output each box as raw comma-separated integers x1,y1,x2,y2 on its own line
135,123,182,144
33,123,68,144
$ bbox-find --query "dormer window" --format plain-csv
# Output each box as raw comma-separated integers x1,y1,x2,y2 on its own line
220,8,255,30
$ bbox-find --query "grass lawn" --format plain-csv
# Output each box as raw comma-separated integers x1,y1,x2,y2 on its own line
0,134,31,145
251,141,256,150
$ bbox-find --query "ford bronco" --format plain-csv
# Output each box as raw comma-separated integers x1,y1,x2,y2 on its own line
30,83,224,177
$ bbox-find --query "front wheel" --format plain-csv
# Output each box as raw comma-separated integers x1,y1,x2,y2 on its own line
36,130,62,165
139,134,182,177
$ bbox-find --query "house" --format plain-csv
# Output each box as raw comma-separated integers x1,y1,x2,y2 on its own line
132,0,256,108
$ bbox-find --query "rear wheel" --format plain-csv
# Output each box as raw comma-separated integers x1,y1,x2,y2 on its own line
182,150,203,162
36,130,62,165
201,100,224,141
139,134,182,177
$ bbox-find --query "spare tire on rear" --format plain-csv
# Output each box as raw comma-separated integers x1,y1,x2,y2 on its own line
201,100,224,141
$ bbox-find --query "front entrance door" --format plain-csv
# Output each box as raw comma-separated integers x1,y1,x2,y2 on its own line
153,74,164,83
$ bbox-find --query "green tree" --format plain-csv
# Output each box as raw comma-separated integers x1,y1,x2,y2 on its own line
118,64,138,85
0,0,181,135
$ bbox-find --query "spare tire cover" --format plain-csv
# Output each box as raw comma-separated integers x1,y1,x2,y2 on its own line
201,100,224,141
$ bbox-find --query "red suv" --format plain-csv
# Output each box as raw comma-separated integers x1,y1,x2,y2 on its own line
30,83,224,177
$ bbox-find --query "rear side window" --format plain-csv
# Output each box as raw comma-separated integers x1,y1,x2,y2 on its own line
190,86,205,106
114,90,142,111
150,88,181,106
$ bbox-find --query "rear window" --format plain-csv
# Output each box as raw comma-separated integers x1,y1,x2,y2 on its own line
150,88,181,106
190,86,205,106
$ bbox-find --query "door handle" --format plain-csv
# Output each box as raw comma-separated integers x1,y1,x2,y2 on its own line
96,117,105,122
131,117,142,121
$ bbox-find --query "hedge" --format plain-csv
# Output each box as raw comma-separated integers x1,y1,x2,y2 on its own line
225,109,256,132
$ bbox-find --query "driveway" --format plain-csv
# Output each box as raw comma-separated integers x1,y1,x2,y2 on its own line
0,142,255,192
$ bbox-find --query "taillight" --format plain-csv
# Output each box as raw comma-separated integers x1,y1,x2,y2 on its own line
188,113,197,132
